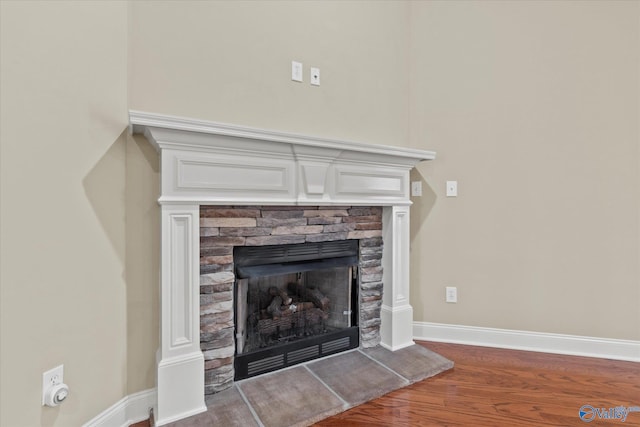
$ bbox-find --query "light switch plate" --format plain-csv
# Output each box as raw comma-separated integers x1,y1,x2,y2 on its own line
292,61,303,82
445,286,457,303
411,181,422,197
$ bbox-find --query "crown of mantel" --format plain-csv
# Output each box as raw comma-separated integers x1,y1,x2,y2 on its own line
129,110,436,206
129,111,435,164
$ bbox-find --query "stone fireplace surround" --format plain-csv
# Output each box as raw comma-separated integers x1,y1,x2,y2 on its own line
129,111,435,426
200,205,384,394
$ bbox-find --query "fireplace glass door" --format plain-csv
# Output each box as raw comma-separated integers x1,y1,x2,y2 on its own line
234,241,359,379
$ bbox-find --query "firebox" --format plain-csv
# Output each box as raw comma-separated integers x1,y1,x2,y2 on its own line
233,240,360,380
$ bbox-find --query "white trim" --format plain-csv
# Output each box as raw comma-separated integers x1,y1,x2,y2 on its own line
129,110,436,161
413,321,640,362
131,112,434,206
378,206,415,350
82,388,156,427
155,205,206,426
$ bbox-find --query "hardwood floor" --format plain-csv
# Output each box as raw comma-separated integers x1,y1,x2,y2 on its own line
131,341,639,426
315,341,640,427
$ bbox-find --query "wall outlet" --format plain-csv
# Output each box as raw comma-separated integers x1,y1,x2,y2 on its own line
310,67,320,86
445,286,457,303
42,365,64,405
446,181,458,197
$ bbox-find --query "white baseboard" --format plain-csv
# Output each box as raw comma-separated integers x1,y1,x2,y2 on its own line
413,321,640,362
83,388,156,427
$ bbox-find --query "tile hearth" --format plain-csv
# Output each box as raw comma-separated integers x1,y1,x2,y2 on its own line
166,344,453,427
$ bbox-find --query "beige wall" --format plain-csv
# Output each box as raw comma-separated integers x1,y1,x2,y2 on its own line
409,0,640,340
128,0,411,147
1,1,638,426
0,1,131,426
124,134,159,395
1,1,411,424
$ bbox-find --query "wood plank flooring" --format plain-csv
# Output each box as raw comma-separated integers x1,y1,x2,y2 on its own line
315,341,640,426
131,341,640,426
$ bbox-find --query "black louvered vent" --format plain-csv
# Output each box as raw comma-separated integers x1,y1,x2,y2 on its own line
235,240,358,267
247,354,285,376
287,345,320,364
321,337,351,354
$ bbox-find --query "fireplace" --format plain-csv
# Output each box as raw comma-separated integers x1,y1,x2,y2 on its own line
199,205,385,393
233,241,360,379
129,110,435,425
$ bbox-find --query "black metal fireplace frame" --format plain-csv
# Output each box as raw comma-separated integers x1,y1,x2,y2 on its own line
233,241,360,380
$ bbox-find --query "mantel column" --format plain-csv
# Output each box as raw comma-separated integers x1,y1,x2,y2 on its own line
380,205,415,350
156,204,206,426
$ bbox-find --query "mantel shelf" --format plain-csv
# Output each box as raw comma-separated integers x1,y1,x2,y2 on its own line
129,110,436,164
129,111,435,207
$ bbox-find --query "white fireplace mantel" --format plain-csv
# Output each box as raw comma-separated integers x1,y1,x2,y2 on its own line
129,111,435,426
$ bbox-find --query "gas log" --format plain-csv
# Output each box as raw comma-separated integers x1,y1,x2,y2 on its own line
267,296,283,319
280,301,315,316
266,299,316,319
287,282,330,311
269,286,292,305
257,308,329,336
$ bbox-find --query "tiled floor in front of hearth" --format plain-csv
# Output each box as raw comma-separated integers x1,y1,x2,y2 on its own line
165,343,453,427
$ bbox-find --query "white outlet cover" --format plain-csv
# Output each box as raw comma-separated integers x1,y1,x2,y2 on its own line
446,181,458,197
42,365,64,405
310,67,320,86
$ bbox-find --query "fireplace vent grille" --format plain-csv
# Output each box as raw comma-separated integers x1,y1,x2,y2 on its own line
322,337,351,353
235,240,358,266
287,345,320,364
235,328,359,380
247,354,285,376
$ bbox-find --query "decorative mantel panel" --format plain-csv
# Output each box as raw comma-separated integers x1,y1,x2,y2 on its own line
130,111,434,206
129,111,435,426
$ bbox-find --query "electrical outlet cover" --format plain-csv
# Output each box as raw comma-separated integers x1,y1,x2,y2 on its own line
310,67,320,86
446,181,458,197
42,365,64,405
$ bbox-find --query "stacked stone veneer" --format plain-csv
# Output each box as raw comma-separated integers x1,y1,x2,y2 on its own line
199,205,384,394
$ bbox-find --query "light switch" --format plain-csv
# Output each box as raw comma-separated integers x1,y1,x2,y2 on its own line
292,61,303,82
445,286,458,303
446,181,457,197
411,181,422,197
